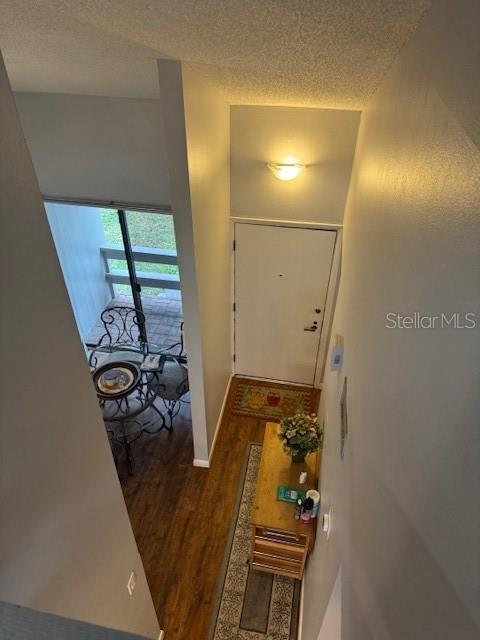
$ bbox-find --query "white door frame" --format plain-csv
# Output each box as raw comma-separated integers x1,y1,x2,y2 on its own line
230,217,342,389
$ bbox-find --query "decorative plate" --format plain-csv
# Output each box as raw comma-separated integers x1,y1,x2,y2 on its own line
93,361,140,399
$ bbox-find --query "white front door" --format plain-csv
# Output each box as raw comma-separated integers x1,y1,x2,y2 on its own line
234,223,336,385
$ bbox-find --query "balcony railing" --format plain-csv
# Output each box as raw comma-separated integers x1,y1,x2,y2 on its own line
100,243,180,291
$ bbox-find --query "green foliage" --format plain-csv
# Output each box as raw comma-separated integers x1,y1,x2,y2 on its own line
278,413,323,460
100,209,178,297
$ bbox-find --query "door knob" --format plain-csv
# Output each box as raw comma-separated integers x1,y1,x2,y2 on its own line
304,323,318,332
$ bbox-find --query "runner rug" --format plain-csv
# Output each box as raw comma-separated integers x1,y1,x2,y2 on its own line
208,443,300,640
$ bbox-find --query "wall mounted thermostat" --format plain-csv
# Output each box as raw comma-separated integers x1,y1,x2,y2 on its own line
330,334,344,371
330,346,343,371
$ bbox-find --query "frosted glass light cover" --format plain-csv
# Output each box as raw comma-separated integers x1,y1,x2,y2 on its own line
267,163,305,181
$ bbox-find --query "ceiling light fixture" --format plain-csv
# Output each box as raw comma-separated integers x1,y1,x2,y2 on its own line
267,162,306,181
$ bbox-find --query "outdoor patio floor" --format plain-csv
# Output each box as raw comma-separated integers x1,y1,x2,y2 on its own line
87,292,184,350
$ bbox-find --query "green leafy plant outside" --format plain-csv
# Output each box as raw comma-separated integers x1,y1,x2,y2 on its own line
278,413,323,462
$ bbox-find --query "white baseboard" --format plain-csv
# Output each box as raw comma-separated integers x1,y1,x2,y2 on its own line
193,458,210,468
208,374,233,465
192,374,232,470
297,577,305,640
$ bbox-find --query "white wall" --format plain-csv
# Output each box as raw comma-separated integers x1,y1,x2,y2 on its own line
0,53,159,639
157,59,231,463
230,106,359,223
303,1,480,639
45,203,112,340
316,568,341,640
15,92,170,207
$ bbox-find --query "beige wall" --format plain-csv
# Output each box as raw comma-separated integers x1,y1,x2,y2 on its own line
303,0,480,638
230,106,359,223
157,59,209,462
158,60,231,463
316,568,341,640
0,54,159,638
183,68,232,453
15,91,170,207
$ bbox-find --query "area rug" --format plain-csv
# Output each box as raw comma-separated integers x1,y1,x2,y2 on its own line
233,378,315,420
208,444,300,640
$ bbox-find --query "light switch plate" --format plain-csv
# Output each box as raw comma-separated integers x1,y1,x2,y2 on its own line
322,508,332,539
127,571,136,596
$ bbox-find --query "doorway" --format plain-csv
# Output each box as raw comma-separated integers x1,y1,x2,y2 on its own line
44,201,183,350
234,223,336,385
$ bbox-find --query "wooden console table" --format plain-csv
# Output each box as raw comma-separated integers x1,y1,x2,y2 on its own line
250,422,319,580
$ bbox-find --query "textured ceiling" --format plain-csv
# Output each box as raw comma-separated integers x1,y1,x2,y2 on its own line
0,0,429,108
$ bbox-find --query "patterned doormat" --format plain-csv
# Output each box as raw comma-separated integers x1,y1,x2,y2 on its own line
233,378,315,420
208,444,300,640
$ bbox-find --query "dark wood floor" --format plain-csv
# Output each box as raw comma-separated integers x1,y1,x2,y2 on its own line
118,377,320,640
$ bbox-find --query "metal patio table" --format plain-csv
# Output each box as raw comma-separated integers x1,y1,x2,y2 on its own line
89,342,189,474
89,342,171,474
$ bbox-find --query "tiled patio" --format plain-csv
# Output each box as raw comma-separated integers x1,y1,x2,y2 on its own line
87,292,184,350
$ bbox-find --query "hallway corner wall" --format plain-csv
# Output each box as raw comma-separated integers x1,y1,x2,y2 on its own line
302,1,480,638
